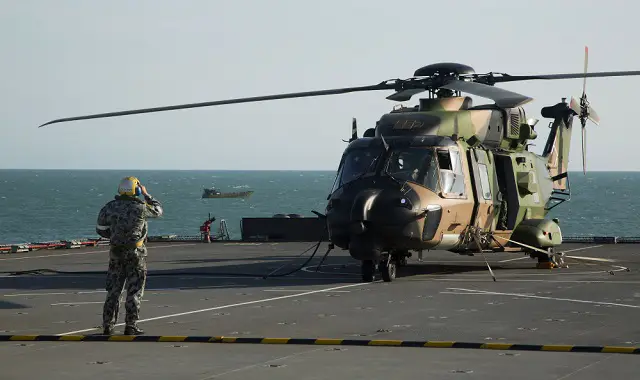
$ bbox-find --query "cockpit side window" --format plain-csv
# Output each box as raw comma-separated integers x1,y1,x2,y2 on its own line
330,162,342,194
384,147,440,193
437,148,466,198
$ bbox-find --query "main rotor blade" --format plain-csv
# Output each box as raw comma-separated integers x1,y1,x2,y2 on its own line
38,83,393,128
386,88,427,102
440,79,533,108
492,70,640,83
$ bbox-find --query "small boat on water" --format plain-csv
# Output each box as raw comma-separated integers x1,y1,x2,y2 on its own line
202,187,254,199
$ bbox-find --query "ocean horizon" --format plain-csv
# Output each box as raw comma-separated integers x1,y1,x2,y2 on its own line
1,169,639,245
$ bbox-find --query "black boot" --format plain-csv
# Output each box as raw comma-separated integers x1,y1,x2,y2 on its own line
102,325,115,335
124,325,144,335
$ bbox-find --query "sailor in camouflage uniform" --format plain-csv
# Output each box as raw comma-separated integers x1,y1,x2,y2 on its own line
96,176,163,335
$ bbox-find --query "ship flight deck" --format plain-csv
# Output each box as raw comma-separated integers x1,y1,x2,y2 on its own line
0,241,639,379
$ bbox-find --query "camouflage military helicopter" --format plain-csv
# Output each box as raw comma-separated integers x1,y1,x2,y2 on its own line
40,48,640,283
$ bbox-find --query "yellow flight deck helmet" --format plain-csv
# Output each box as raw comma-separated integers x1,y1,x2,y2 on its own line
117,176,142,196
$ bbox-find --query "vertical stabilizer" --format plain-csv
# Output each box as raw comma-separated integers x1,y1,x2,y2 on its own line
542,46,600,191
542,99,574,191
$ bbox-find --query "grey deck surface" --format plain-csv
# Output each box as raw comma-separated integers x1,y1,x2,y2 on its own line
1,241,638,379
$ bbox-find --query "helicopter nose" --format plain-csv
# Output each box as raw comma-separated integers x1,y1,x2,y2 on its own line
349,189,382,234
349,188,419,235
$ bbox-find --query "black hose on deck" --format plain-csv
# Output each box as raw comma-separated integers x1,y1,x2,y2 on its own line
3,212,334,279
1,240,331,279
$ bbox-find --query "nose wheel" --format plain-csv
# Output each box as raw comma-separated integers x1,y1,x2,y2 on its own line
360,255,400,283
379,258,397,282
361,260,376,282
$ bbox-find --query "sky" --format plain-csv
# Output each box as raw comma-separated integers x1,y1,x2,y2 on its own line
2,0,639,171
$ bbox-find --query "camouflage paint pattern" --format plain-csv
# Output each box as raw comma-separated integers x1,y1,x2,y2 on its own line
376,97,505,150
495,151,548,229
401,180,473,251
398,140,478,251
96,194,163,330
510,218,563,249
325,94,582,265
372,97,567,253
544,115,573,190
465,146,499,232
416,96,473,111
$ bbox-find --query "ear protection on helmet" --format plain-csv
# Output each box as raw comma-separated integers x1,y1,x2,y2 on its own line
118,176,142,197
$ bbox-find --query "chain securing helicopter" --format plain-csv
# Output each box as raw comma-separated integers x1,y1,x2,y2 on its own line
39,47,640,283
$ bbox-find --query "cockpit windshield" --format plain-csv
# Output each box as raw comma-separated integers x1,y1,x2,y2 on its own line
383,147,440,192
331,148,383,192
330,144,466,196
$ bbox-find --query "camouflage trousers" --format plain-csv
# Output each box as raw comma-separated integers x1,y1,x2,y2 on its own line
102,246,147,329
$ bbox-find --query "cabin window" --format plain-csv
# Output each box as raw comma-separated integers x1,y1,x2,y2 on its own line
478,163,492,200
437,148,466,197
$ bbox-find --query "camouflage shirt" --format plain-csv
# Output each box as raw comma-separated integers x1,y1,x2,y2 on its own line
96,194,163,246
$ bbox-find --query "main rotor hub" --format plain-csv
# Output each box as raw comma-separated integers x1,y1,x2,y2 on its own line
412,63,476,99
413,63,476,78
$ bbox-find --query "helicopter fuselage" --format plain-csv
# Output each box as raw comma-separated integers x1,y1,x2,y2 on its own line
324,96,566,277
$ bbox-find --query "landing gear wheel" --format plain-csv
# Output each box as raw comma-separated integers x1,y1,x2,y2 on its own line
535,249,558,269
380,258,396,282
548,247,567,268
361,260,375,282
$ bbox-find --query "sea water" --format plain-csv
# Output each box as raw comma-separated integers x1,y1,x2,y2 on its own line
0,169,638,244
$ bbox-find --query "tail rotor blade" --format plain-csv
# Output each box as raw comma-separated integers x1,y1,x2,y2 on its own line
583,46,589,95
587,105,600,125
580,46,589,175
569,96,581,114
582,126,587,175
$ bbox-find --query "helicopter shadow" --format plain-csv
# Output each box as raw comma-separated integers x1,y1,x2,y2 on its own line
0,247,544,295
398,262,508,278
303,252,529,280
0,253,361,294
0,300,30,310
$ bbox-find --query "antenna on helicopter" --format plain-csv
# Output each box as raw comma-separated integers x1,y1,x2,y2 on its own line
343,118,358,143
